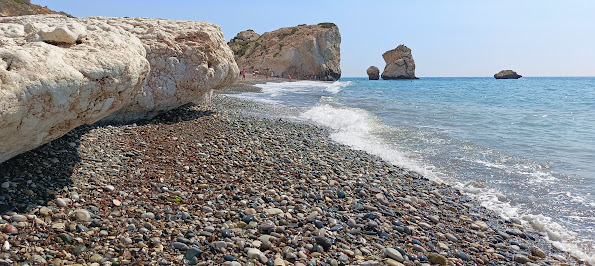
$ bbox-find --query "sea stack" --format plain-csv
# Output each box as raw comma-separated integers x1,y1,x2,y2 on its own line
494,70,522,79
366,66,380,80
381,44,417,80
228,23,341,81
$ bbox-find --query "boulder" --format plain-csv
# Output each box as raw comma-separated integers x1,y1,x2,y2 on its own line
381,45,417,80
0,15,150,164
494,70,522,79
234,30,260,42
367,66,379,80
100,17,238,122
0,15,238,164
228,23,341,81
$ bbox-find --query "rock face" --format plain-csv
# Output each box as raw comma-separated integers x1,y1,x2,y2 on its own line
381,44,417,80
366,66,379,80
228,23,341,81
0,15,238,163
100,17,238,122
0,0,71,17
494,70,522,79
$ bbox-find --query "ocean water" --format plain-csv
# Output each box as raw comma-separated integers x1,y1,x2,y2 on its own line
225,77,595,262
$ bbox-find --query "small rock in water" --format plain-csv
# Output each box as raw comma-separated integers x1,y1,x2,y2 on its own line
1,182,9,189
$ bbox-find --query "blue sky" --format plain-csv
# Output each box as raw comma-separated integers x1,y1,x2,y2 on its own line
33,0,595,77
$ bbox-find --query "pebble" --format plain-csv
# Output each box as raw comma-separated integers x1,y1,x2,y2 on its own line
384,248,404,262
11,214,26,222
55,198,68,207
314,236,331,251
171,242,189,251
112,199,121,206
185,247,203,260
141,212,155,219
427,253,447,265
514,254,530,264
455,250,470,261
530,246,546,258
72,209,91,221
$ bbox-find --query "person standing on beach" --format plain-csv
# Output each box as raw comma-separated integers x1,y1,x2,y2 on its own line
241,69,246,81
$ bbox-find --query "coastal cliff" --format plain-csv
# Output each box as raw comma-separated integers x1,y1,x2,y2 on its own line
0,15,238,164
381,44,417,80
228,23,341,81
0,0,71,17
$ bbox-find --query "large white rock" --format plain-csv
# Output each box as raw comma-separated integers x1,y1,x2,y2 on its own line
100,17,238,122
0,15,150,164
0,15,238,163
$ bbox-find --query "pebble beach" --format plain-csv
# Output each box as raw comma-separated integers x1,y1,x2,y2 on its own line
0,87,588,265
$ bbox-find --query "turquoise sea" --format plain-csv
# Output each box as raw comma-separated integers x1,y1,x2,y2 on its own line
225,77,595,262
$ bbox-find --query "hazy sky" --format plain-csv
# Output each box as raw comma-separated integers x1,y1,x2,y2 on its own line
33,0,595,77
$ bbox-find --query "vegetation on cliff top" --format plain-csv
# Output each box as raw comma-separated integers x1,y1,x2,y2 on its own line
318,22,337,28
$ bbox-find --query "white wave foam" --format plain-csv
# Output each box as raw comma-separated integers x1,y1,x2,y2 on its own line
300,104,437,180
254,80,352,97
455,180,595,263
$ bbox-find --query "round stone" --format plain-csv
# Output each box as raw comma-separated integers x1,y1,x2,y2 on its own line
72,209,91,222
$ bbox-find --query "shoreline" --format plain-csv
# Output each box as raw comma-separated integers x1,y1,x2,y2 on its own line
0,91,589,264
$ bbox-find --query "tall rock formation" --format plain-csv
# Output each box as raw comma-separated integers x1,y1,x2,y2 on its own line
0,15,238,164
367,66,379,80
381,44,417,80
494,70,522,79
228,23,341,81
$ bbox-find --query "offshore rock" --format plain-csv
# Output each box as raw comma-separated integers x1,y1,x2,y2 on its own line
381,44,417,80
0,15,238,163
494,69,522,79
229,23,341,81
366,66,379,80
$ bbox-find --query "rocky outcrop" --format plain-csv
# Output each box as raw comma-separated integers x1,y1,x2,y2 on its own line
0,0,71,17
0,15,238,164
228,23,341,81
381,44,417,80
494,70,522,79
100,17,238,122
367,66,379,80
